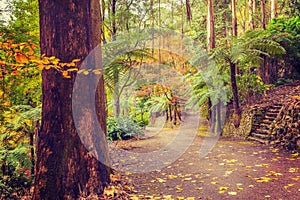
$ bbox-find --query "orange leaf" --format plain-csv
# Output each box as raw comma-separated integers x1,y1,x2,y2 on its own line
15,53,29,64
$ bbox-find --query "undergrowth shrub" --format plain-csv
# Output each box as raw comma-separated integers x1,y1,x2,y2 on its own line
107,116,143,141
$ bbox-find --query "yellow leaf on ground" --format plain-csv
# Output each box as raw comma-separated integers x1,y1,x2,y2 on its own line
168,175,178,179
103,186,116,197
186,197,195,200
210,181,217,185
156,178,166,183
228,192,237,195
218,186,229,191
289,168,298,173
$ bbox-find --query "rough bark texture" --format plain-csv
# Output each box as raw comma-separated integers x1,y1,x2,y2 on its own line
33,1,111,199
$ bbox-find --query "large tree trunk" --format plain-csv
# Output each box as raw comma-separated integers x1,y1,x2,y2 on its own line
261,0,266,30
231,0,238,36
33,1,111,199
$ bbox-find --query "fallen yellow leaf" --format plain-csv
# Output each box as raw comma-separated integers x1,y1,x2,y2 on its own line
168,175,178,179
186,197,195,200
218,186,229,191
289,168,298,173
156,178,166,183
228,191,237,195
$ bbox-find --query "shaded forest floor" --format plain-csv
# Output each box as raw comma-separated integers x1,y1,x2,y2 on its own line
112,128,300,199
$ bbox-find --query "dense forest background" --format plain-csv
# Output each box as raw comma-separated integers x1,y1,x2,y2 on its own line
0,0,300,198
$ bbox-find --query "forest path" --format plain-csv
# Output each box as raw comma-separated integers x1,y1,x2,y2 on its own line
112,125,300,199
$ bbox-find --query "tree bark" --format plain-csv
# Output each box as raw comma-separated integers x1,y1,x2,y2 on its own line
271,0,278,19
261,0,266,30
111,0,117,38
207,0,215,49
29,131,35,176
231,0,238,36
230,62,241,128
248,0,254,30
186,0,192,21
34,1,111,199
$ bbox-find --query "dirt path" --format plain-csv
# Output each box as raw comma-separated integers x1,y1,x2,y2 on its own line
111,126,300,199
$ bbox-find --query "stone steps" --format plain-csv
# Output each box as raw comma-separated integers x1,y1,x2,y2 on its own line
248,103,283,144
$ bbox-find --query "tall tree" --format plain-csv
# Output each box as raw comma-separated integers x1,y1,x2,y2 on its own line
271,0,278,19
231,0,237,36
186,0,192,21
248,0,255,30
33,1,111,199
207,0,215,49
261,0,266,30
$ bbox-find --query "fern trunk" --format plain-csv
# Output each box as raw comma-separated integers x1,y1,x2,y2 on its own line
230,62,241,128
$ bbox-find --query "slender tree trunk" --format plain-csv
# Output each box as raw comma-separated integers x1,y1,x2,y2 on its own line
207,0,215,123
248,0,254,30
151,0,155,56
169,104,172,121
207,0,215,49
34,1,111,199
261,0,266,30
223,0,228,39
29,131,35,176
111,0,117,38
271,0,278,19
100,0,106,43
232,0,238,36
186,0,192,21
114,95,120,117
230,62,241,128
166,107,169,121
216,102,221,133
158,0,162,63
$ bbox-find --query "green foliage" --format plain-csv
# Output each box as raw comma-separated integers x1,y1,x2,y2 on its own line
237,73,271,102
107,116,143,141
0,105,40,198
275,77,294,86
0,171,32,199
0,0,39,43
266,17,300,79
